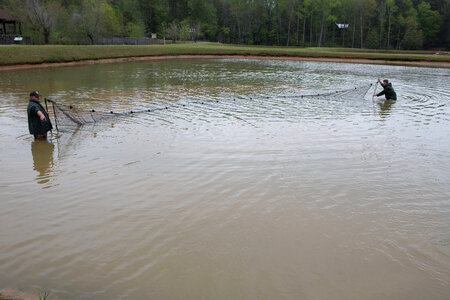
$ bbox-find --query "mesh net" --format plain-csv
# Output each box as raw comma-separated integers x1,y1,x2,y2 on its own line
273,84,373,100
45,84,372,130
45,99,151,130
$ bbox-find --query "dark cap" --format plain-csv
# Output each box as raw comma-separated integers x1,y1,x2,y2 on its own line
30,91,40,97
383,79,389,84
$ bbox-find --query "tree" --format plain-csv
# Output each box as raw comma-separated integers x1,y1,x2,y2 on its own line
401,15,423,49
440,0,450,48
336,0,355,47
188,0,217,40
7,0,62,44
377,0,385,47
178,19,191,40
69,0,120,44
385,0,397,48
294,0,308,45
1,0,448,49
356,0,376,48
417,1,441,47
280,0,295,46
164,21,179,42
137,0,168,36
316,0,340,47
191,22,201,41
366,27,379,48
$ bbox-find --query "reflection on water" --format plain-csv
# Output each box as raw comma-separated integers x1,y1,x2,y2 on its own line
377,99,395,117
0,59,449,300
31,139,54,185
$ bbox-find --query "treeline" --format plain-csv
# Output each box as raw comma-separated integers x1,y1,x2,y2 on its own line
1,0,448,49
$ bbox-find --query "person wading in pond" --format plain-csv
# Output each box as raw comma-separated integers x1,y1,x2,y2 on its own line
376,77,397,101
27,91,53,140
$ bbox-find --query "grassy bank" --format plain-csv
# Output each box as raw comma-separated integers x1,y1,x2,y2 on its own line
0,43,449,66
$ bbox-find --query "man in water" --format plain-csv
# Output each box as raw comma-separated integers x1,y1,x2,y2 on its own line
376,77,397,101
27,91,53,140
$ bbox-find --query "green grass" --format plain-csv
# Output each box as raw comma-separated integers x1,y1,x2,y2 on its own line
0,42,448,66
38,291,50,300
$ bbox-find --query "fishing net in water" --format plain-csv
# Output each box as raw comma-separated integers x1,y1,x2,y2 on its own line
44,98,162,130
45,84,372,130
272,84,373,100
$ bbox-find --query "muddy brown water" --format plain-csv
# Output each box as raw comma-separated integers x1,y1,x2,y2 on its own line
0,58,449,299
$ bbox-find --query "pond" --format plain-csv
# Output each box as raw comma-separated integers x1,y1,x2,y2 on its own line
0,58,449,299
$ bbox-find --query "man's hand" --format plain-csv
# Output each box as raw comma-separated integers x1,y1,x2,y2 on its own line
37,110,46,121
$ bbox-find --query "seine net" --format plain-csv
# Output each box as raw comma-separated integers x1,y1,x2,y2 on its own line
273,84,373,100
45,84,372,130
45,99,145,130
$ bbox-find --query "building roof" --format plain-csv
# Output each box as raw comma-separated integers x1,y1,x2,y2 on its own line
0,8,16,21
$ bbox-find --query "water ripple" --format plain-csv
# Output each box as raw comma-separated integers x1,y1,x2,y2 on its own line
0,59,449,299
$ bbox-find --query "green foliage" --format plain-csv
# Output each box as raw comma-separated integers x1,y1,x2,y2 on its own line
38,291,50,300
126,21,146,38
417,1,441,46
401,16,424,49
0,0,447,49
366,28,379,49
67,0,121,44
101,1,121,36
164,21,179,42
179,20,191,41
5,0,64,44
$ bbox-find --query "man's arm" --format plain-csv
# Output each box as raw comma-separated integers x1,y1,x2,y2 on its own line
376,90,386,97
37,110,46,121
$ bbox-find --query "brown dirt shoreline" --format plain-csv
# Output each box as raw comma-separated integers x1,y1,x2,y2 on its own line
0,289,41,300
0,54,449,71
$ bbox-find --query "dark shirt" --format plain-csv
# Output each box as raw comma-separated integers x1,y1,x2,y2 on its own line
27,99,53,135
376,82,397,100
